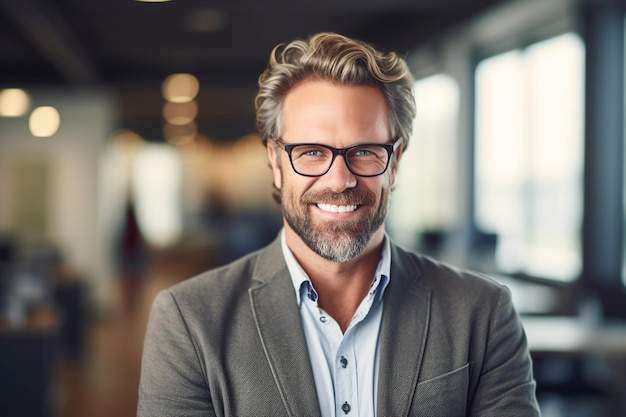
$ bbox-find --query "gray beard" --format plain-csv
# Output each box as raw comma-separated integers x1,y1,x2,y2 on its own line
282,188,389,262
292,217,372,262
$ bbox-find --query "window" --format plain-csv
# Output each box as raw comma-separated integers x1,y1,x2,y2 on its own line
474,33,585,282
132,143,183,247
389,74,459,249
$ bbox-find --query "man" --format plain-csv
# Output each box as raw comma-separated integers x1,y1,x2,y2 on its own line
138,32,541,416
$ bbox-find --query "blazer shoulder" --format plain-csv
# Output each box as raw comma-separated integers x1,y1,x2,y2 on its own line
163,236,285,309
391,243,509,301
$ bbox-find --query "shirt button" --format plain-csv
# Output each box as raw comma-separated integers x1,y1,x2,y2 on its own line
342,402,351,414
340,356,348,368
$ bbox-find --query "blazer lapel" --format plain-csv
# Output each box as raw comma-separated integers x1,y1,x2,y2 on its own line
248,238,321,417
377,244,431,417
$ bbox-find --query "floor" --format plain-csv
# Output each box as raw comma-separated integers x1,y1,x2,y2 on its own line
55,247,211,417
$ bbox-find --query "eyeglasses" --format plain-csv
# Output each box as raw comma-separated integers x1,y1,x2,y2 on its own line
273,139,401,177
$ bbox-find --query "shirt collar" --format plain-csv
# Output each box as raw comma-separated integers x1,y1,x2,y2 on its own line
280,228,391,306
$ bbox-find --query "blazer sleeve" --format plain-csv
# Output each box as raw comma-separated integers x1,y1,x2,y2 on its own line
137,289,215,417
469,285,541,416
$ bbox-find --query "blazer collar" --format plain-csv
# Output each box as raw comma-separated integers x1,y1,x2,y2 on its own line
249,236,431,417
248,236,322,417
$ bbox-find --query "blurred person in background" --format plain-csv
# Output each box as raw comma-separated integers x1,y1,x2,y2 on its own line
117,199,148,312
138,32,540,416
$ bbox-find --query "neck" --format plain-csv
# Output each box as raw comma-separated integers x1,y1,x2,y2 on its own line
284,225,384,332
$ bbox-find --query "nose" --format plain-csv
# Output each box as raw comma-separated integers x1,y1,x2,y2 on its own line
323,154,357,191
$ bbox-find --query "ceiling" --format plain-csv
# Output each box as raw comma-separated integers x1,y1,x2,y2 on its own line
0,0,505,142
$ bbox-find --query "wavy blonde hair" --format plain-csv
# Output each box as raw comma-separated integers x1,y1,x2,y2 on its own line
255,32,416,150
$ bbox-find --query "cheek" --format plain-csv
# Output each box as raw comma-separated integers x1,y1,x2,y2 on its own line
368,175,393,194
284,172,318,197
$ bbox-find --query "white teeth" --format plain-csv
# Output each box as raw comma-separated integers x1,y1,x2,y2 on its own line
317,203,358,213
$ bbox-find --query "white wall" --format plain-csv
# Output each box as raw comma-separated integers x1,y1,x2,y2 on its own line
0,88,118,313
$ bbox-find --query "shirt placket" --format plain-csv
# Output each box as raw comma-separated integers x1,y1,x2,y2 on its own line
301,273,386,417
335,334,357,416
333,285,378,416
314,307,347,416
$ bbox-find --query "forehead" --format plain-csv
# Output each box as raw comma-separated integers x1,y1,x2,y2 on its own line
281,79,390,142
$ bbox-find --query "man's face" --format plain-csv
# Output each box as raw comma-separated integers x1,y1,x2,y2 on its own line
267,79,401,262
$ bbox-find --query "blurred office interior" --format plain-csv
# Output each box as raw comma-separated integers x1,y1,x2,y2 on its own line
1,0,626,416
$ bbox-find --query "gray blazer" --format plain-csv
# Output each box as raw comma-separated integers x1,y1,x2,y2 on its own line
138,236,540,416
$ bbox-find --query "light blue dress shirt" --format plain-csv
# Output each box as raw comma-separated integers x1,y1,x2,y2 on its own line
281,230,391,417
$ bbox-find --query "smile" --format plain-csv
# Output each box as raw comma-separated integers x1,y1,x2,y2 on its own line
316,203,358,213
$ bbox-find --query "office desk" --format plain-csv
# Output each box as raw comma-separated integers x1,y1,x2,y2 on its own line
521,316,626,356
522,316,626,416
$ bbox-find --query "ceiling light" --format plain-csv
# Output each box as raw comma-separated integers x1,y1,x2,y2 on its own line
0,88,30,117
163,101,198,125
162,73,199,103
29,106,60,137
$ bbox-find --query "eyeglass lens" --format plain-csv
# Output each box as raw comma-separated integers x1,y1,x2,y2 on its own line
288,144,390,176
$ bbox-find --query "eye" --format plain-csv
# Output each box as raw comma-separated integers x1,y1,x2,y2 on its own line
349,145,383,160
304,149,324,157
354,148,374,157
293,145,329,159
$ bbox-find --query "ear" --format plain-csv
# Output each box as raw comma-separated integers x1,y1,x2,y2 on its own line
267,143,283,190
389,144,403,188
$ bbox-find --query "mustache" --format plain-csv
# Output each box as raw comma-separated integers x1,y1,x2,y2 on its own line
301,188,377,206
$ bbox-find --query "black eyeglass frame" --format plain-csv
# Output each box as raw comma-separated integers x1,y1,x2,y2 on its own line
273,138,402,177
